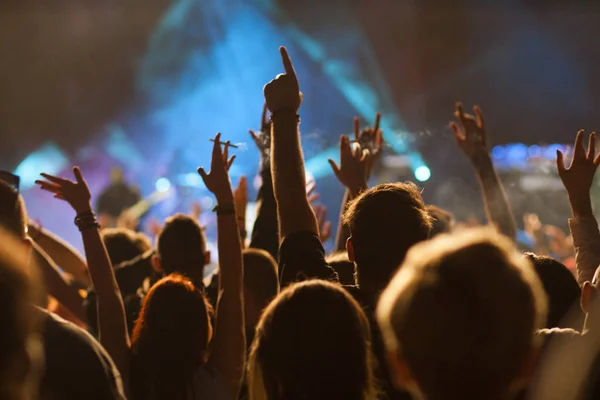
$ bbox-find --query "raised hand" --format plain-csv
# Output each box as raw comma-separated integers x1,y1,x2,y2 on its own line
249,104,271,156
264,47,302,113
35,167,92,214
450,102,489,164
198,133,236,202
328,134,370,196
557,130,600,216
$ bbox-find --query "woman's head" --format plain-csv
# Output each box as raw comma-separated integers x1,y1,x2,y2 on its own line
248,280,377,400
130,274,213,399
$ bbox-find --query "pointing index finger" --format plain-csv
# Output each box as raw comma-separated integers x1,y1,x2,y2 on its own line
280,46,297,81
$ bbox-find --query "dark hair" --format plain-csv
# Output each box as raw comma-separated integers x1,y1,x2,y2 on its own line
343,182,431,289
243,248,279,311
248,280,378,400
156,214,207,281
101,228,152,266
525,253,581,329
130,274,213,400
0,181,27,239
0,228,42,399
427,205,454,237
378,228,547,400
326,251,356,286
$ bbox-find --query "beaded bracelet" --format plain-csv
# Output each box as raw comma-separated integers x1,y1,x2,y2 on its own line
74,211,100,231
212,203,236,216
270,109,300,122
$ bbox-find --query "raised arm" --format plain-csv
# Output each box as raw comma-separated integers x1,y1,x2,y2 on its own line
248,106,280,260
331,114,381,250
557,130,600,285
198,133,245,395
450,103,517,239
265,47,318,238
36,167,130,379
28,223,91,287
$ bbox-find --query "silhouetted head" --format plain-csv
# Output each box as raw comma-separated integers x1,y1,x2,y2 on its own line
0,180,27,240
155,214,209,285
101,228,152,266
243,248,279,334
377,228,547,400
131,274,213,399
248,280,378,400
0,227,43,400
525,253,581,329
427,205,454,237
343,182,431,294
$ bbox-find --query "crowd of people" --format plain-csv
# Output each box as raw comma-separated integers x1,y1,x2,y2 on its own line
1,46,599,400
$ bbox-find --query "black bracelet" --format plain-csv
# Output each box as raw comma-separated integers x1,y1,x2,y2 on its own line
74,211,100,231
212,203,236,216
270,109,300,122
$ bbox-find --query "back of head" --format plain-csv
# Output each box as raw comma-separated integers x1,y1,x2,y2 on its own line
101,228,152,266
0,181,27,239
377,228,547,400
326,251,356,286
343,182,431,290
156,214,207,280
525,253,581,329
131,274,212,400
0,228,42,400
248,280,377,400
427,205,454,237
243,248,279,314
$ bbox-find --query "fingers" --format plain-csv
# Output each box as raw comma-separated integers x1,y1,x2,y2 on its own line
249,129,259,143
40,173,70,185
573,129,585,159
238,175,247,190
556,150,565,172
474,105,485,129
360,149,371,163
211,133,223,160
226,155,236,170
35,180,60,193
308,192,320,204
449,121,465,142
588,132,596,160
306,181,316,196
455,102,468,128
340,134,351,155
353,117,360,141
197,167,208,183
328,159,342,180
223,140,230,163
73,166,84,185
279,46,297,82
373,112,381,133
321,220,332,240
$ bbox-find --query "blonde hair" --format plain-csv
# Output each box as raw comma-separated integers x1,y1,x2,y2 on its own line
377,227,547,400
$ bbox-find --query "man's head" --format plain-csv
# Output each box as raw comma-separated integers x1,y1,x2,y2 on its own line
155,214,209,284
343,182,432,292
101,228,152,267
525,253,581,329
243,248,279,333
377,228,547,400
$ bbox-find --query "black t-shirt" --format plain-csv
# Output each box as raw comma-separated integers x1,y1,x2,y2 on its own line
38,308,126,400
96,183,140,218
278,231,412,400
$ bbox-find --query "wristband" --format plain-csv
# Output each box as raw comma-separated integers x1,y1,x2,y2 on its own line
270,109,300,122
212,203,236,216
74,211,100,231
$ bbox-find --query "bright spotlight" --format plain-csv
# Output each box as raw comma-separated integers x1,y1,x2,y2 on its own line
155,177,171,193
414,166,431,182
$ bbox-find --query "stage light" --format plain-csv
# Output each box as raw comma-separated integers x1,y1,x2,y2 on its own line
184,173,201,187
155,178,171,193
528,145,542,158
414,166,431,182
492,145,506,160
